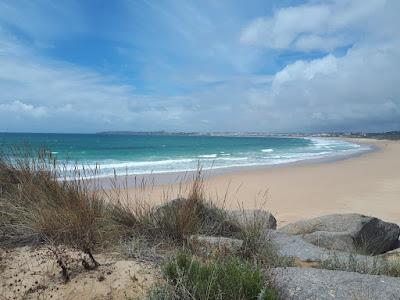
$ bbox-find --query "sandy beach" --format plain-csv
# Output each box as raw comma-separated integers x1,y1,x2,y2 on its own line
124,138,400,227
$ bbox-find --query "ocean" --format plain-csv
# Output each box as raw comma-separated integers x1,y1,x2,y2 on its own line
0,133,369,178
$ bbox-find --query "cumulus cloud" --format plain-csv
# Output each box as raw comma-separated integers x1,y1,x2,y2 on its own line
246,42,400,131
0,100,47,118
273,54,338,86
235,0,400,132
240,0,391,51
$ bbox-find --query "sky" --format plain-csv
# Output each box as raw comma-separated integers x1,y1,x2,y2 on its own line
0,0,399,133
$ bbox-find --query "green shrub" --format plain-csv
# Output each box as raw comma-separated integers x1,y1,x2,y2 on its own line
155,252,278,300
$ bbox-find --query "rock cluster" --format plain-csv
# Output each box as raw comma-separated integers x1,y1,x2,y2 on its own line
279,213,400,255
186,210,400,300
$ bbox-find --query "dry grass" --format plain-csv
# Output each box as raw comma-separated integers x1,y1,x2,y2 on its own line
0,146,290,291
0,148,103,250
318,252,400,277
0,147,110,280
152,170,241,242
0,148,246,280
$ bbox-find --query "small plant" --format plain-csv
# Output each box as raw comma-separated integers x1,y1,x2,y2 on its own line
152,251,278,300
236,209,294,268
318,253,400,277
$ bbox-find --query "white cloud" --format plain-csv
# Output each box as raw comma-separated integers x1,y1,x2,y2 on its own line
0,100,47,118
246,42,400,131
273,54,338,86
240,4,330,49
0,1,399,133
0,32,202,132
294,35,348,52
240,0,391,52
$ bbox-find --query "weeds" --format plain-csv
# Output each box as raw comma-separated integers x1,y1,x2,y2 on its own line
0,145,289,294
0,147,108,280
152,170,240,242
318,252,400,277
235,208,294,268
149,251,278,300
0,148,245,281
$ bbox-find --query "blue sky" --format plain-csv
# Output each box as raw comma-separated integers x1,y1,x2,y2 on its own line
0,0,399,133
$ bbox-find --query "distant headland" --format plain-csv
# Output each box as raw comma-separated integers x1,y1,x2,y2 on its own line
96,130,400,140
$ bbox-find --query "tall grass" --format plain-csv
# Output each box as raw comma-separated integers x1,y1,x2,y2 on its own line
0,148,245,273
0,146,286,286
152,170,241,242
0,148,108,279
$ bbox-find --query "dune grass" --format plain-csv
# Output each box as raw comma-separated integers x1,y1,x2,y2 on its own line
0,145,289,300
0,148,247,278
318,252,400,277
0,148,110,279
148,251,278,300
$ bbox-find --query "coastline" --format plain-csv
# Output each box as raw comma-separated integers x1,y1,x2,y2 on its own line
96,137,375,188
115,138,400,227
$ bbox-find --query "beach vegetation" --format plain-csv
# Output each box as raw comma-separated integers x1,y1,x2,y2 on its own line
147,251,278,300
236,207,294,267
0,148,257,278
0,145,292,298
318,253,400,277
0,147,107,280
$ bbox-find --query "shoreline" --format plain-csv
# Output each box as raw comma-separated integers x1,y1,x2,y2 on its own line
117,138,400,227
95,137,375,188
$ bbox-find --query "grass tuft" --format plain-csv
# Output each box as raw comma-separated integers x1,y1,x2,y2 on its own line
318,253,400,277
149,251,278,300
153,170,240,242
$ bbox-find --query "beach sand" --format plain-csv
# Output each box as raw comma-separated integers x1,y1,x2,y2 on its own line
123,138,400,227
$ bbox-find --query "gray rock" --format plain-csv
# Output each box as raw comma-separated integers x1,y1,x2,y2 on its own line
272,267,400,300
188,235,243,257
265,231,386,269
302,231,355,252
228,209,277,230
266,230,330,262
279,214,400,254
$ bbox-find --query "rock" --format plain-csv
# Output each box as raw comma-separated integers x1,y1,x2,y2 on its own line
301,231,355,252
265,231,385,268
279,214,400,254
228,209,277,230
272,267,400,300
266,230,329,262
154,198,241,236
188,235,243,257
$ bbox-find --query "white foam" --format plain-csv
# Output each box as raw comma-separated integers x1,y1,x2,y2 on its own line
66,158,195,171
217,157,248,161
261,148,274,153
61,137,367,178
198,154,217,158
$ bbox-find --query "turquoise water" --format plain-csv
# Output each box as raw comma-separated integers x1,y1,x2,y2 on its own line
0,133,368,177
